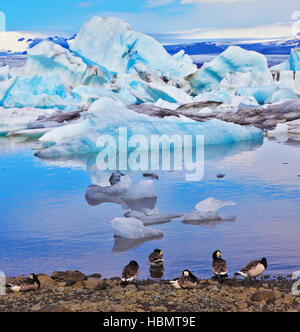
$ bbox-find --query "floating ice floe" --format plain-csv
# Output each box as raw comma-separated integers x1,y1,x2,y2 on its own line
267,123,289,137
183,197,236,222
85,175,157,210
111,217,163,239
35,97,263,159
124,209,181,226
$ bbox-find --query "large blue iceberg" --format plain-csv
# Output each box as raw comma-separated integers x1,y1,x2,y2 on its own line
35,97,263,159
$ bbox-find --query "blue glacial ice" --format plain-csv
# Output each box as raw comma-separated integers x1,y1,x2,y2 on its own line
1,73,71,109
25,41,108,87
70,16,196,80
187,46,273,95
35,97,263,159
271,48,300,72
236,85,279,105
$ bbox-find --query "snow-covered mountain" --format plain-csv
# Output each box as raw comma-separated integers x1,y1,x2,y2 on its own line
0,31,70,53
164,39,300,56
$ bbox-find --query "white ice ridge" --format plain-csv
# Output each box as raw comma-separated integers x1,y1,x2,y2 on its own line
183,197,236,221
111,217,163,239
35,97,263,159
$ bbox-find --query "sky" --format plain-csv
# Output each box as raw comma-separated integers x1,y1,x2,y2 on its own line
0,0,300,42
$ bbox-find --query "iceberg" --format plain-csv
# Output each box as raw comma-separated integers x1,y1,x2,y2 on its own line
266,89,299,104
183,197,236,222
0,107,57,135
271,48,300,72
111,217,163,239
187,46,273,95
35,97,263,159
0,65,9,81
24,41,107,88
85,176,157,210
1,73,71,109
267,123,289,137
70,16,196,80
236,85,279,105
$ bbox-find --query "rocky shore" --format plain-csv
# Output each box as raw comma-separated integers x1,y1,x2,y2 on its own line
1,271,299,312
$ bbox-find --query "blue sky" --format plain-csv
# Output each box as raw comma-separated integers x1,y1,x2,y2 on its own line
0,0,299,40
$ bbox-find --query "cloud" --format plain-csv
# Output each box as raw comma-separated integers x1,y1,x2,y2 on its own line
181,0,254,3
76,1,101,8
77,2,92,7
171,21,294,39
146,0,254,6
145,0,176,7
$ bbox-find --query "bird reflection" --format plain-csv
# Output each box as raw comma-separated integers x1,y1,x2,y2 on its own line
149,266,165,279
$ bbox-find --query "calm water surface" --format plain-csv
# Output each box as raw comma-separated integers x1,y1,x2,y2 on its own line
0,136,300,279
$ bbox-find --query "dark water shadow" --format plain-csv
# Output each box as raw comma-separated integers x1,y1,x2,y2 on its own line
182,217,236,227
112,234,164,253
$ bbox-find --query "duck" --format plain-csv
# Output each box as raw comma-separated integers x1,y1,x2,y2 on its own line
149,249,164,267
6,273,40,292
212,250,228,281
121,261,139,284
234,258,268,281
169,270,198,289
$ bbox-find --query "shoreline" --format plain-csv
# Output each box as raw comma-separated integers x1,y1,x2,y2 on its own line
1,271,299,312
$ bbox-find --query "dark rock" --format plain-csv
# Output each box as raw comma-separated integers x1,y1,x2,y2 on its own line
38,305,68,312
88,273,102,279
84,278,106,290
51,270,87,283
109,171,125,186
251,290,276,303
143,172,159,180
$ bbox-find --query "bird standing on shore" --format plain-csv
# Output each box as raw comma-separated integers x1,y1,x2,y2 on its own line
212,250,228,281
6,273,40,292
121,261,139,285
149,249,164,267
234,258,268,281
169,270,198,289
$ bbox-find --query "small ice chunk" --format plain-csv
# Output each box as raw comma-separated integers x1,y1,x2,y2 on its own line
184,197,236,221
195,197,236,212
267,123,289,137
124,208,181,226
111,217,163,239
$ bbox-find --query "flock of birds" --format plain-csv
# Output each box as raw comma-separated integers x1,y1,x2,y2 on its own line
121,249,268,288
5,249,268,292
